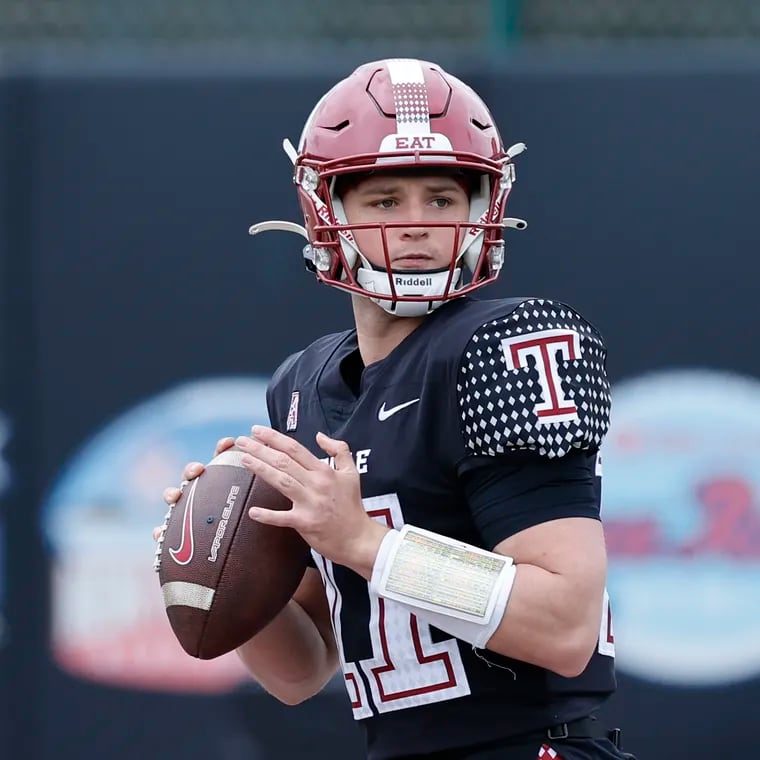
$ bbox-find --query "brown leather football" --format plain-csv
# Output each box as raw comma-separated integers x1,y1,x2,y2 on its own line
155,446,310,659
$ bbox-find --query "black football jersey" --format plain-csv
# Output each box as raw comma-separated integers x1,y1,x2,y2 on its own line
266,296,616,759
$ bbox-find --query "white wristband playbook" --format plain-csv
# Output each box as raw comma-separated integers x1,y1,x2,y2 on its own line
370,525,517,649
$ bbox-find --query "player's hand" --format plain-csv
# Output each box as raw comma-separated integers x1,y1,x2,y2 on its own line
152,437,236,542
234,426,389,578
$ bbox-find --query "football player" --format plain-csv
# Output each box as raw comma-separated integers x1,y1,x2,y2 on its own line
160,59,635,760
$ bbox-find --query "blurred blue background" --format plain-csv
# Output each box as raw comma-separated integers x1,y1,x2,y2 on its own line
1,2,759,758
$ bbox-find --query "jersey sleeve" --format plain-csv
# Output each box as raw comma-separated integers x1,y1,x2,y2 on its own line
460,449,602,548
453,298,610,544
456,298,611,465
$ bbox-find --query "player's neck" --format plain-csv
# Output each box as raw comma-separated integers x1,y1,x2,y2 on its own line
351,296,426,366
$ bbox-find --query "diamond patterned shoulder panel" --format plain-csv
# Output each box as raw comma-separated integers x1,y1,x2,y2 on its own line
456,299,611,459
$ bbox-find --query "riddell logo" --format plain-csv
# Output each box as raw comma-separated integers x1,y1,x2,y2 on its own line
395,276,432,288
208,485,240,562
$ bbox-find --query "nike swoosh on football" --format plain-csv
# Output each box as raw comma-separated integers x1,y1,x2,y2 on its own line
169,477,198,565
378,398,421,421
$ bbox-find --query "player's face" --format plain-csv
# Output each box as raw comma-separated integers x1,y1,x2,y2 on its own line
340,173,470,271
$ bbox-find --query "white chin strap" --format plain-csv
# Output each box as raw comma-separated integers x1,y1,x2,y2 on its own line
355,266,464,317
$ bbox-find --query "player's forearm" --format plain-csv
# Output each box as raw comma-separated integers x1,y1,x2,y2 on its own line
236,599,339,704
485,563,603,677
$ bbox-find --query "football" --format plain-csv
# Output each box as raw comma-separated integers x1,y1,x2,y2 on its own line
155,446,310,659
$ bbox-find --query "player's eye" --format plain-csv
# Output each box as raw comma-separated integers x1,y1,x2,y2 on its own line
375,198,397,210
431,197,452,209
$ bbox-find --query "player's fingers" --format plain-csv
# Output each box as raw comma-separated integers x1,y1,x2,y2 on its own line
152,525,165,542
182,461,205,481
249,425,321,470
316,432,354,471
235,435,310,483
240,452,308,501
163,486,183,505
214,436,236,456
248,505,294,528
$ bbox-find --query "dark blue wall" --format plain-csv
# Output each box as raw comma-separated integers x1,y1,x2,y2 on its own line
2,58,759,759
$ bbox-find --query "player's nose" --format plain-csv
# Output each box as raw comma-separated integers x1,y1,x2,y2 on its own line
399,225,429,240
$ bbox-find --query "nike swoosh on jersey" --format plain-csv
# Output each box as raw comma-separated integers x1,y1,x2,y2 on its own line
377,398,421,421
169,477,198,565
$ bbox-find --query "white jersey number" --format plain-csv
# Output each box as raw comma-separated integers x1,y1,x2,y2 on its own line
316,493,471,718
598,588,615,657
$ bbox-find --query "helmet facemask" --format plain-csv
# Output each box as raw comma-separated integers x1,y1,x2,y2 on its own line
296,158,520,317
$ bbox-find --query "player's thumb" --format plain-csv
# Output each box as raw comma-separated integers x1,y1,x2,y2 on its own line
316,432,354,471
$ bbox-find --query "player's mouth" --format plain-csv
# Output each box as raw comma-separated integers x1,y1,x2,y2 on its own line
392,253,437,269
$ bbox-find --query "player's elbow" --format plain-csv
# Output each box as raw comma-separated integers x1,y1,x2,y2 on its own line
237,644,340,706
274,686,319,706
548,622,599,678
257,668,336,706
551,649,593,680
281,651,342,705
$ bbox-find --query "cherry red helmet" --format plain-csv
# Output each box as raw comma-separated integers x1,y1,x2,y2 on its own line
249,58,526,317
